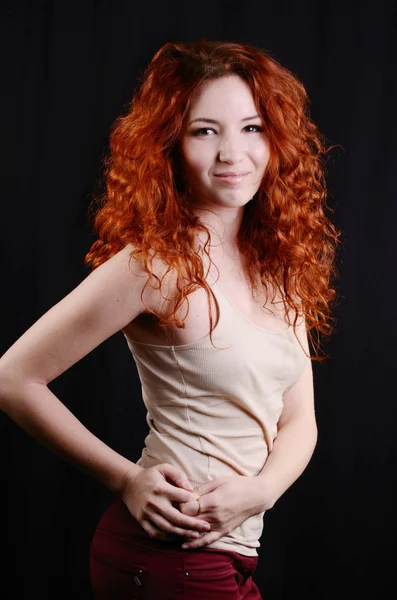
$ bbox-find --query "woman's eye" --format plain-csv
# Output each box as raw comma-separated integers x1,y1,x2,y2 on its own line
192,125,264,136
244,125,264,133
192,128,215,136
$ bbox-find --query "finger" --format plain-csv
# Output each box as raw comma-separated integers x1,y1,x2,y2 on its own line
140,517,180,542
181,530,221,550
161,504,211,532
149,512,202,539
163,483,198,504
158,464,194,491
194,478,223,496
179,500,203,517
140,518,161,540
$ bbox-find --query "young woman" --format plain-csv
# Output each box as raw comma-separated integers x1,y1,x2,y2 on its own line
0,40,340,599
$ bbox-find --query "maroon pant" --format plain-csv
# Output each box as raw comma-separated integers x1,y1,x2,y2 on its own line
90,497,262,599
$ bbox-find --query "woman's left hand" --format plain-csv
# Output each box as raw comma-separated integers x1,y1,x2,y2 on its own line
178,475,263,549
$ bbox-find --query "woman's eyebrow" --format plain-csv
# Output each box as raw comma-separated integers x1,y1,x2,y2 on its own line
188,114,261,125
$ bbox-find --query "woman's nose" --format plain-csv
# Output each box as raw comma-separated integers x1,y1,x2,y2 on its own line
218,135,245,163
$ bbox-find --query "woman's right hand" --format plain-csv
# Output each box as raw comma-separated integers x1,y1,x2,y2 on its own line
120,463,211,542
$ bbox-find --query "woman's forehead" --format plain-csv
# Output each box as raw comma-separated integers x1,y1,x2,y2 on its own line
187,76,257,120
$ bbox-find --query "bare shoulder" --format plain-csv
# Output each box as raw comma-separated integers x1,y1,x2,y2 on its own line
0,244,158,387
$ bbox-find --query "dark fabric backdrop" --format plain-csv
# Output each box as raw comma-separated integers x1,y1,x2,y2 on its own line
1,0,396,598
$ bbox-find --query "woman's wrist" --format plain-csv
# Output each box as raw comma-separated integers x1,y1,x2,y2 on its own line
118,463,145,496
105,461,144,495
248,475,276,514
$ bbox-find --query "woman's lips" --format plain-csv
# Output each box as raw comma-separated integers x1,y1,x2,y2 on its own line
214,173,249,184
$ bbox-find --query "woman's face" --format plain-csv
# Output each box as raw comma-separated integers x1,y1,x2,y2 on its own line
179,75,270,211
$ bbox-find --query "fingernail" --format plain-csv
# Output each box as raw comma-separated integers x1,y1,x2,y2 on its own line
183,481,193,491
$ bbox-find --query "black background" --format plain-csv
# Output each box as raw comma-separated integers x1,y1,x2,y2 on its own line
1,0,396,598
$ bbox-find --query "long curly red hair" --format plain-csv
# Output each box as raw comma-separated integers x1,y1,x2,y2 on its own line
84,40,341,360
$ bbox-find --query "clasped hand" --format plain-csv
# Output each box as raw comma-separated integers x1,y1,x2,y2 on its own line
179,475,260,549
121,463,263,548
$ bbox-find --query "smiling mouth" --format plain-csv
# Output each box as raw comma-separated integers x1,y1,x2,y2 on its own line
214,173,249,183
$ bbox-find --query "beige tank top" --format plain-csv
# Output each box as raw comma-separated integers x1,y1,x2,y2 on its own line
123,270,307,556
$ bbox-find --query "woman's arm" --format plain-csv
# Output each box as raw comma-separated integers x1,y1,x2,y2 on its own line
251,318,318,511
250,361,318,513
1,380,142,492
0,245,147,491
